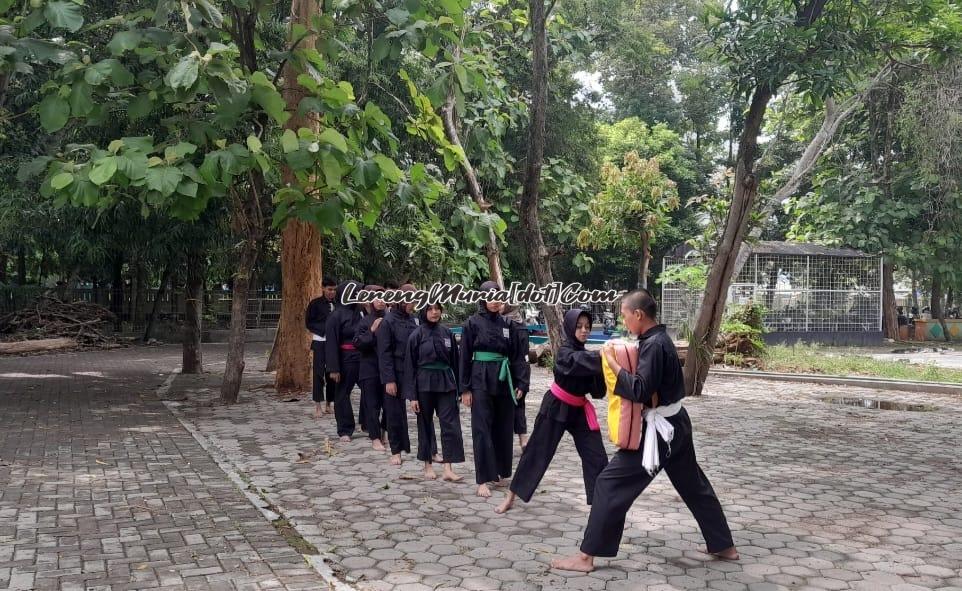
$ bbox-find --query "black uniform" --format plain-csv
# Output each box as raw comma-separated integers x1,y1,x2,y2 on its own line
404,308,465,463
509,309,609,504
377,307,417,455
506,314,531,436
459,281,530,485
354,307,386,440
580,324,735,557
325,281,364,437
306,294,336,403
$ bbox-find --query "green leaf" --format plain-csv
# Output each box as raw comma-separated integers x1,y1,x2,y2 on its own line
18,156,53,182
284,149,313,170
373,154,401,183
117,152,148,180
318,128,348,153
89,156,118,185
68,82,94,116
165,142,197,160
107,30,141,55
453,64,468,89
321,155,341,188
127,94,153,120
386,7,409,25
372,36,391,62
44,1,84,32
83,61,112,85
273,187,304,204
145,166,184,196
50,172,74,190
177,180,198,197
38,94,69,132
352,158,381,188
252,84,289,124
281,129,299,153
167,55,199,90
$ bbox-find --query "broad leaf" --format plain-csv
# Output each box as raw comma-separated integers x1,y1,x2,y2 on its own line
38,94,69,132
44,1,84,32
145,166,184,196
89,156,118,185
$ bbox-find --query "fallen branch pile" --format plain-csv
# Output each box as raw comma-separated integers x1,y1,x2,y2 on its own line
0,295,117,346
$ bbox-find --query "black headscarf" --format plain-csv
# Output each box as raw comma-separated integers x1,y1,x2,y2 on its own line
563,308,592,351
419,303,443,326
478,280,502,315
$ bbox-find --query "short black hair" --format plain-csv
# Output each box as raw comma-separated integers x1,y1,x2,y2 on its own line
322,277,336,287
384,280,400,290
622,289,658,319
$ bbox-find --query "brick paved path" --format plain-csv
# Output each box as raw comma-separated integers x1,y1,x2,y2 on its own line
168,354,962,591
0,345,324,591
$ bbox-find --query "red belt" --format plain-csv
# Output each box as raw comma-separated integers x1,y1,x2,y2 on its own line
550,383,599,431
339,343,356,351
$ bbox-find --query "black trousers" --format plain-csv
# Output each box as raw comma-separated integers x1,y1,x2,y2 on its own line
383,392,410,454
333,359,360,437
514,396,527,435
359,378,385,440
580,408,734,557
311,341,335,403
416,391,465,463
471,385,515,484
510,410,608,504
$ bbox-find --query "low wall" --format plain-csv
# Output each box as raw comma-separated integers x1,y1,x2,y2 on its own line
913,319,962,342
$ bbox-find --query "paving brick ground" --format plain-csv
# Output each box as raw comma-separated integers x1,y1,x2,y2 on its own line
166,348,962,591
0,345,324,591
4,343,962,591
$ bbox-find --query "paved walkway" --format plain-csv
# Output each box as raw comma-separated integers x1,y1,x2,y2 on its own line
3,344,962,590
0,345,321,591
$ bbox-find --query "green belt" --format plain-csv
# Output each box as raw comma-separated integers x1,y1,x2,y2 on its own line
421,361,455,384
471,351,516,405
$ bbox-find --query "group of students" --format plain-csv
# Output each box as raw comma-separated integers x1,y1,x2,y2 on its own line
307,279,739,571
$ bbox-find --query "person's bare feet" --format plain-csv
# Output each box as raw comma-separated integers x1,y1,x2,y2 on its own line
494,492,516,514
476,484,492,498
339,435,351,443
704,546,739,560
551,552,595,572
323,403,332,415
390,453,402,466
313,404,322,419
423,463,437,480
518,434,528,450
441,464,462,482
433,453,443,463
372,439,386,451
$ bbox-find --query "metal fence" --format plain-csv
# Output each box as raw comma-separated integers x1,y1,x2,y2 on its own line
661,250,883,334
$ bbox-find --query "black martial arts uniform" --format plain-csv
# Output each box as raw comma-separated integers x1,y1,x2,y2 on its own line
325,280,364,437
404,308,465,463
354,306,386,441
459,281,529,485
506,314,531,436
377,307,417,455
580,324,735,557
306,294,336,403
509,309,608,504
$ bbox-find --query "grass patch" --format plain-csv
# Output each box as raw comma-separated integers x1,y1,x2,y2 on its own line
272,518,319,555
763,344,962,384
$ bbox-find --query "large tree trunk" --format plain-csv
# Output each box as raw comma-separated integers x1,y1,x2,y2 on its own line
441,83,504,287
183,250,205,373
143,264,172,342
911,269,919,311
637,230,650,290
684,86,774,396
931,271,950,342
882,258,898,340
272,0,325,393
520,0,563,357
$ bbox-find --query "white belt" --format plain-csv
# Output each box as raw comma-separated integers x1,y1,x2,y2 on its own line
312,335,326,342
642,400,683,476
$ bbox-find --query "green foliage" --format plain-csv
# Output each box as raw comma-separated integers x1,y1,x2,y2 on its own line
718,302,767,359
764,343,962,384
657,262,708,292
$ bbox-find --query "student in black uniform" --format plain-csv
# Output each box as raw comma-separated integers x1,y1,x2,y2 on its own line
325,280,365,442
377,283,417,465
404,302,465,482
460,280,529,498
354,285,388,451
552,289,738,573
306,277,337,418
495,308,608,514
502,304,531,450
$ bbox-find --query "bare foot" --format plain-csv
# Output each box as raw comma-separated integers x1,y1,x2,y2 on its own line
704,546,739,560
493,478,509,487
476,484,492,498
518,434,528,450
494,492,516,514
433,453,443,463
323,404,332,415
339,435,351,443
441,465,463,482
423,463,437,480
390,454,402,466
313,404,322,419
372,439,386,451
551,552,595,573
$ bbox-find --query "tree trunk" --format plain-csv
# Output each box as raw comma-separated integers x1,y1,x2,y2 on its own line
911,269,919,311
0,253,7,284
441,54,504,287
637,230,650,289
183,250,205,373
273,0,325,393
265,328,280,372
946,288,954,313
520,0,563,357
110,255,124,332
882,258,898,340
16,246,26,285
931,272,950,342
684,86,775,397
143,264,172,342
133,260,148,328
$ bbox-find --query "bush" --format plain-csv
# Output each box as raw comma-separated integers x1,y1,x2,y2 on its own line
718,302,766,361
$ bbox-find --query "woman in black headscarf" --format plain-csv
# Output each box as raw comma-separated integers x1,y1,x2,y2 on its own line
354,285,388,450
495,308,608,514
325,280,365,441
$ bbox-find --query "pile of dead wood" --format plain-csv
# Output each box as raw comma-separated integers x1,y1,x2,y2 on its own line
0,295,117,353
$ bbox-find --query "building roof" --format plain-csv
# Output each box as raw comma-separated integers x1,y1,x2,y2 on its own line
670,241,874,259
